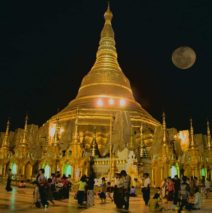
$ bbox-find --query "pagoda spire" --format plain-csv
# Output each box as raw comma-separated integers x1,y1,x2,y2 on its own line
2,119,10,148
162,112,167,145
93,1,119,70
207,120,211,150
53,117,60,146
21,114,28,146
74,108,79,142
189,118,195,149
72,108,79,147
74,2,137,104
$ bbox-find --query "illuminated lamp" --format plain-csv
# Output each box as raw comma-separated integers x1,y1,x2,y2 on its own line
119,98,126,106
108,98,114,105
97,99,104,107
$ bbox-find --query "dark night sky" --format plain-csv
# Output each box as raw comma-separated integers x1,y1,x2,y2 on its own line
1,0,212,133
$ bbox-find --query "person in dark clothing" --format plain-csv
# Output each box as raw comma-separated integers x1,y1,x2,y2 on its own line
142,173,151,206
173,175,181,205
121,170,131,210
46,178,55,205
87,174,95,207
5,169,12,192
178,176,190,213
37,168,48,208
106,182,114,201
77,175,87,207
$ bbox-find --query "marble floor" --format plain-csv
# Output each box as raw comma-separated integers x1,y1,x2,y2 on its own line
0,184,212,213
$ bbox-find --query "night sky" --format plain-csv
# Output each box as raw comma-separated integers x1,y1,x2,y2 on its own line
1,0,212,133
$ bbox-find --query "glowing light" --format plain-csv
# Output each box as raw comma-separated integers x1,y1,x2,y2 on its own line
170,166,178,178
63,164,72,177
97,99,104,107
11,163,17,175
108,98,114,105
44,165,51,179
49,124,56,138
201,168,207,177
60,127,64,135
119,98,126,106
178,130,189,151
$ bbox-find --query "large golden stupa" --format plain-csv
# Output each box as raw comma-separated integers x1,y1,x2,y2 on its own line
50,5,159,126
46,4,160,180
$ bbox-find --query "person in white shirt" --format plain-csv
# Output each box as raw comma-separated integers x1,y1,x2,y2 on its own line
141,173,151,205
121,170,131,210
192,187,202,210
205,178,211,198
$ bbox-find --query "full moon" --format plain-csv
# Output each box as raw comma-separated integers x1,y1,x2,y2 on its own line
172,46,196,70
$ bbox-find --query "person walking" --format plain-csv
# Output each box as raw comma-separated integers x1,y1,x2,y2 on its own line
87,173,95,208
121,170,131,210
37,168,48,208
178,176,190,213
113,172,124,209
141,173,151,206
77,175,87,207
5,168,12,192
173,175,181,210
99,177,107,203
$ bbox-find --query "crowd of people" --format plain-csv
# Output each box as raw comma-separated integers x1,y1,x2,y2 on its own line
32,169,72,208
142,173,211,212
74,170,131,210
4,167,211,211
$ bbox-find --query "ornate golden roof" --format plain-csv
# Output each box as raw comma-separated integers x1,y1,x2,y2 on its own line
51,4,159,126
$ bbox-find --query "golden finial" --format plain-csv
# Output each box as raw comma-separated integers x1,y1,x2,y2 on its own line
104,1,113,24
22,114,28,146
6,119,10,132
140,124,143,138
2,119,10,148
53,117,60,146
190,118,194,148
73,108,79,144
24,114,28,130
97,2,116,59
162,112,167,144
207,120,211,149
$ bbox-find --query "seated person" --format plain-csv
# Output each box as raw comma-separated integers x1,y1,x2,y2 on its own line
130,186,136,197
191,187,202,210
149,190,163,212
18,180,26,188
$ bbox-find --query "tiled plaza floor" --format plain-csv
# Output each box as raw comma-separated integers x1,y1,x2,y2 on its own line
0,184,212,213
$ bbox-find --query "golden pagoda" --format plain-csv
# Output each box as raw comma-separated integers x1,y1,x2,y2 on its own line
43,3,160,180
50,4,159,124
